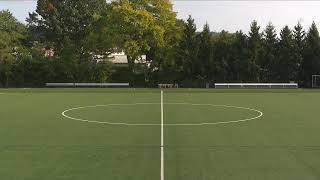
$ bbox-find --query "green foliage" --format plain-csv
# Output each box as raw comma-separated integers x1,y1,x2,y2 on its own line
278,26,296,81
212,31,234,82
147,8,183,85
178,15,199,79
28,0,107,53
293,22,305,83
248,21,263,82
24,0,113,85
3,4,320,88
197,23,213,81
302,22,320,86
108,0,171,69
261,22,278,81
0,10,26,87
93,0,181,86
228,31,250,81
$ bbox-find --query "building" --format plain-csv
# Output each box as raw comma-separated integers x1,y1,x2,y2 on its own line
108,51,147,65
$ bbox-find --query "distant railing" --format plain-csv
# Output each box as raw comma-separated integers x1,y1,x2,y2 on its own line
215,83,298,89
46,83,130,88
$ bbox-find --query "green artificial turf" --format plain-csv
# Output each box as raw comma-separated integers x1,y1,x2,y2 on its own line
1,88,320,180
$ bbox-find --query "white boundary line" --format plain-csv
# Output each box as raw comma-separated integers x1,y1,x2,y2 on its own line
160,90,164,180
61,103,263,126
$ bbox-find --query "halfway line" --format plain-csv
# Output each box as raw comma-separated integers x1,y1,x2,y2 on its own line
160,90,164,180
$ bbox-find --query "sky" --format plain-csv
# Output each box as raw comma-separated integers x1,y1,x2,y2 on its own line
1,1,320,34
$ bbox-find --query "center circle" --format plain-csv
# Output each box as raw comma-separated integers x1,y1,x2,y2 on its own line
61,103,263,126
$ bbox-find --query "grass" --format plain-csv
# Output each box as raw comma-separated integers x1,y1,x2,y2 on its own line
1,88,320,180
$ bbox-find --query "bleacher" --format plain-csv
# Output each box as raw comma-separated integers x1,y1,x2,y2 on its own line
46,83,129,88
214,83,298,89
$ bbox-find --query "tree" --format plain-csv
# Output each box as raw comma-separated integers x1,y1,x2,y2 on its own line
197,23,213,81
6,5,320,87
108,0,177,74
181,16,198,79
28,0,107,54
212,31,234,82
293,22,305,83
83,61,112,83
145,2,182,84
0,10,26,87
301,22,320,87
177,15,199,81
229,31,250,81
248,20,263,82
278,25,296,81
147,18,184,85
27,0,112,83
261,22,278,81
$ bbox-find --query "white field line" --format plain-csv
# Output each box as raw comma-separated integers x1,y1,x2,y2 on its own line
61,103,263,126
160,90,164,180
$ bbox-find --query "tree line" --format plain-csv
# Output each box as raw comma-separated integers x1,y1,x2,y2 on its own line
179,18,320,87
1,0,320,87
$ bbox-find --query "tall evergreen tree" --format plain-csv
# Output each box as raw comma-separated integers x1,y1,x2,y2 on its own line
178,15,199,80
261,22,278,81
278,25,296,81
302,22,320,86
248,20,263,82
293,22,305,83
197,23,213,81
212,31,233,82
229,31,249,81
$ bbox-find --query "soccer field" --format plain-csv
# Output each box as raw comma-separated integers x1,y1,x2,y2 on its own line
1,88,320,180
